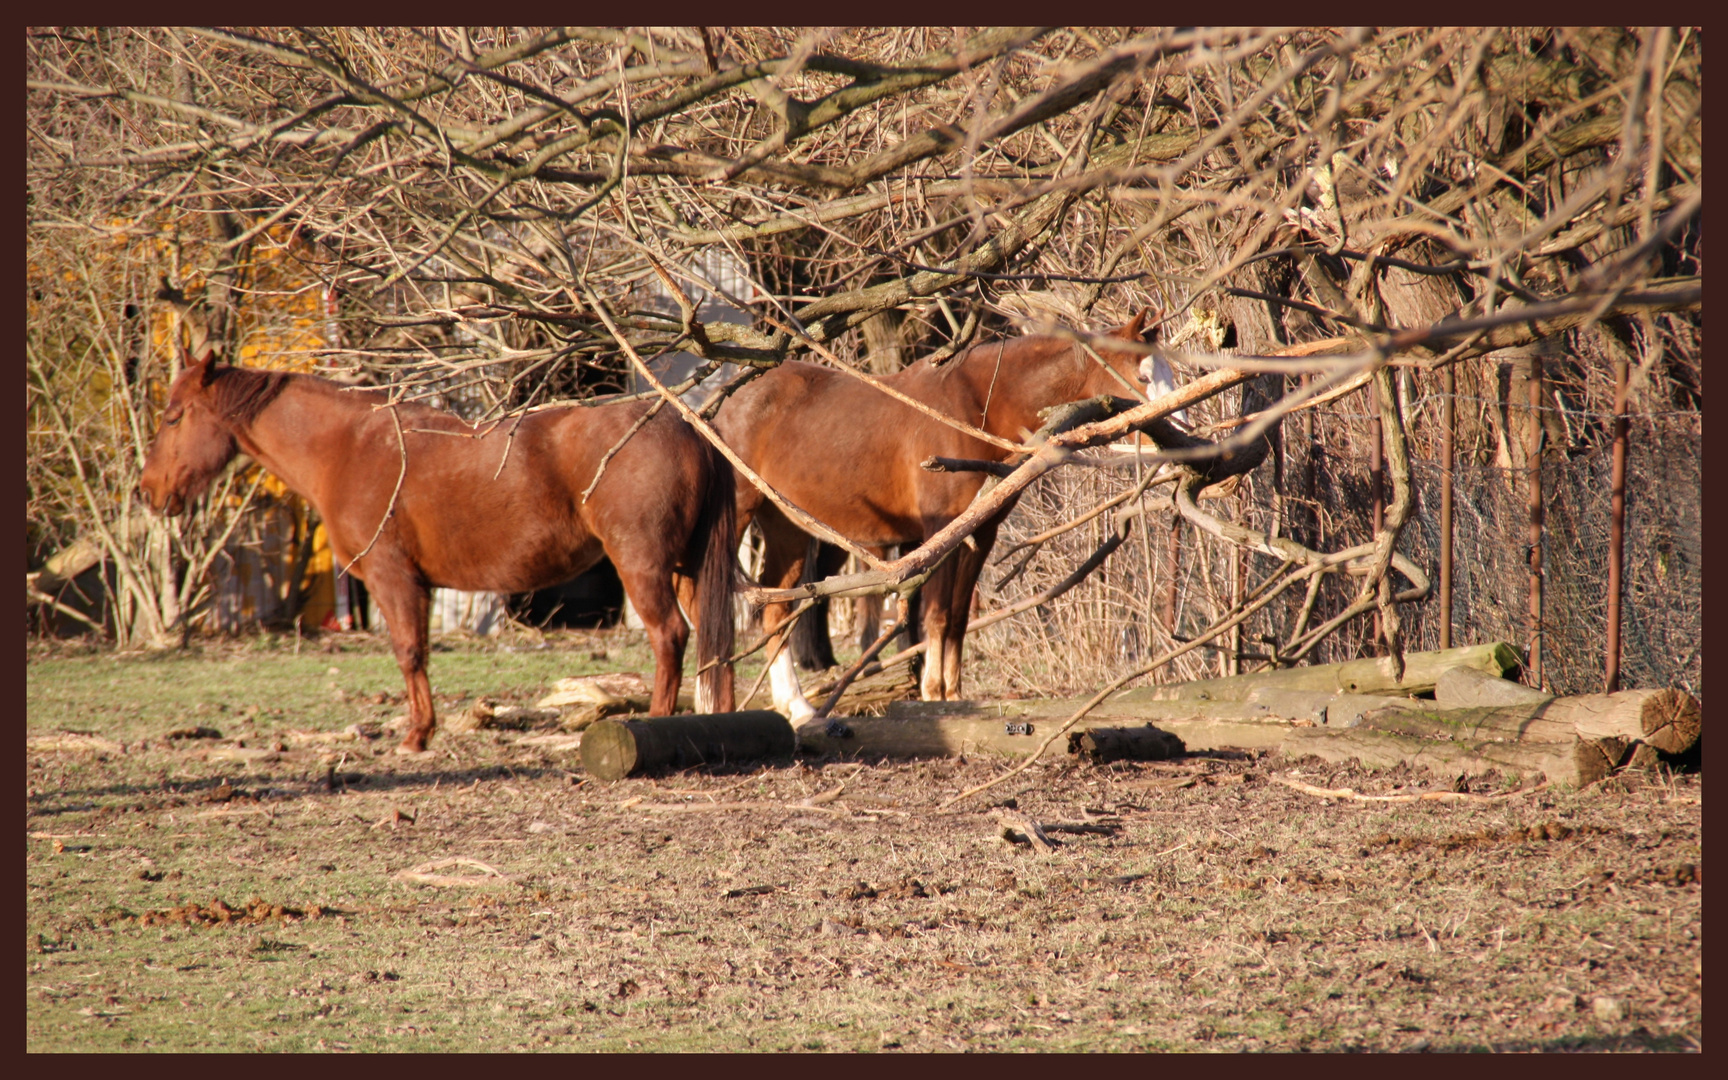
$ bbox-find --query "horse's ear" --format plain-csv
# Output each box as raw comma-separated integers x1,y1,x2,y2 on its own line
183,342,219,387
1113,308,1159,344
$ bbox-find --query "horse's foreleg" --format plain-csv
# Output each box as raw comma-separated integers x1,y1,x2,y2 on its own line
756,517,817,724
369,568,436,752
916,521,998,700
917,555,957,702
938,521,999,700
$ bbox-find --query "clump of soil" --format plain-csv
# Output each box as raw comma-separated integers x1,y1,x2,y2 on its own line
136,897,319,927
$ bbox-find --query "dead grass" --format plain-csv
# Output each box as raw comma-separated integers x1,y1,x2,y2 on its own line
26,636,1702,1052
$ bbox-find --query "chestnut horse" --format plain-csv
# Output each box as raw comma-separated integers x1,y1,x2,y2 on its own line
713,313,1175,721
139,348,736,752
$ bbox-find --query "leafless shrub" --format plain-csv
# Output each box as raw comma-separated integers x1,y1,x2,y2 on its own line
27,27,1699,689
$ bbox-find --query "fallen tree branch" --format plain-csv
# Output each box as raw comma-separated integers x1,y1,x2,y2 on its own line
394,858,512,886
1270,774,1550,804
993,808,1058,852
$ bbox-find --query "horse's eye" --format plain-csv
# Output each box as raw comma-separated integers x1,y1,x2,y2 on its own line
164,413,181,427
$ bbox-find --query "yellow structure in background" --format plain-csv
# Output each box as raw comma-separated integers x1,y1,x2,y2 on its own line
140,216,343,633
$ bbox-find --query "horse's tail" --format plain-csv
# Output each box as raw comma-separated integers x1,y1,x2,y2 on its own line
692,444,737,713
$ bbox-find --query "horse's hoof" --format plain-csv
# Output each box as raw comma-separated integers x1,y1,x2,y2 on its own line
394,742,431,756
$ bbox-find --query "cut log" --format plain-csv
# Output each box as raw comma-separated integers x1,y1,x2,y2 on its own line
1354,688,1700,755
1118,642,1522,702
798,712,1065,759
1434,666,1553,708
1067,725,1185,763
26,535,106,601
578,711,796,782
1558,689,1701,756
1280,727,1612,789
801,709,1605,787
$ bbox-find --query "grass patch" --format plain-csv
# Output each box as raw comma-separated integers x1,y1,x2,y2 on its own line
26,633,1704,1052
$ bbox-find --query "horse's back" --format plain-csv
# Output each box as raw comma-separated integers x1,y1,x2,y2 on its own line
370,399,712,592
714,360,992,545
717,360,982,461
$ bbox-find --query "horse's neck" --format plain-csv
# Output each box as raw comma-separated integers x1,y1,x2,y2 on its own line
231,377,372,499
952,338,1094,440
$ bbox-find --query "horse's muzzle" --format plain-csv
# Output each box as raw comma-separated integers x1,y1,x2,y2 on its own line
137,482,184,517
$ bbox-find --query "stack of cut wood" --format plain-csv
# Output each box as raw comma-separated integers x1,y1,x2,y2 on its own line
534,672,663,731
793,643,1701,788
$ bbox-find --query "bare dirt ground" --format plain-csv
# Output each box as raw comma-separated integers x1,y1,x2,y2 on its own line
26,632,1702,1052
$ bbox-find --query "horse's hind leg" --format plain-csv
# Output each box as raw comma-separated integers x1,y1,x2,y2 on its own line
672,572,716,713
615,560,689,716
365,561,437,752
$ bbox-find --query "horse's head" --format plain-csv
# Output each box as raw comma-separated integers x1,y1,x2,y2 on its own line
137,345,239,516
1087,310,1186,423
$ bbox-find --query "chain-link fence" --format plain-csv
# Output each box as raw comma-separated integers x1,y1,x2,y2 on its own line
964,386,1701,701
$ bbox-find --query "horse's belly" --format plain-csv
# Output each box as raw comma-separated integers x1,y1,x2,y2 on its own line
416,530,604,595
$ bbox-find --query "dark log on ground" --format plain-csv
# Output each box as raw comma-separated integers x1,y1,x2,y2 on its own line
1117,642,1521,702
579,711,796,781
1067,725,1185,763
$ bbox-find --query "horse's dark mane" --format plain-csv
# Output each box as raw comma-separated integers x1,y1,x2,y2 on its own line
208,365,293,429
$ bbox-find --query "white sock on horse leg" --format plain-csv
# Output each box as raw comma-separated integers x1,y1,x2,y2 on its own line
920,651,945,701
769,649,817,724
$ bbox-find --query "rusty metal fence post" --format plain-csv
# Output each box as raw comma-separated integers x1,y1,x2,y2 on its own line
1370,400,1384,648
1604,353,1630,692
1527,353,1545,689
1439,363,1455,650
